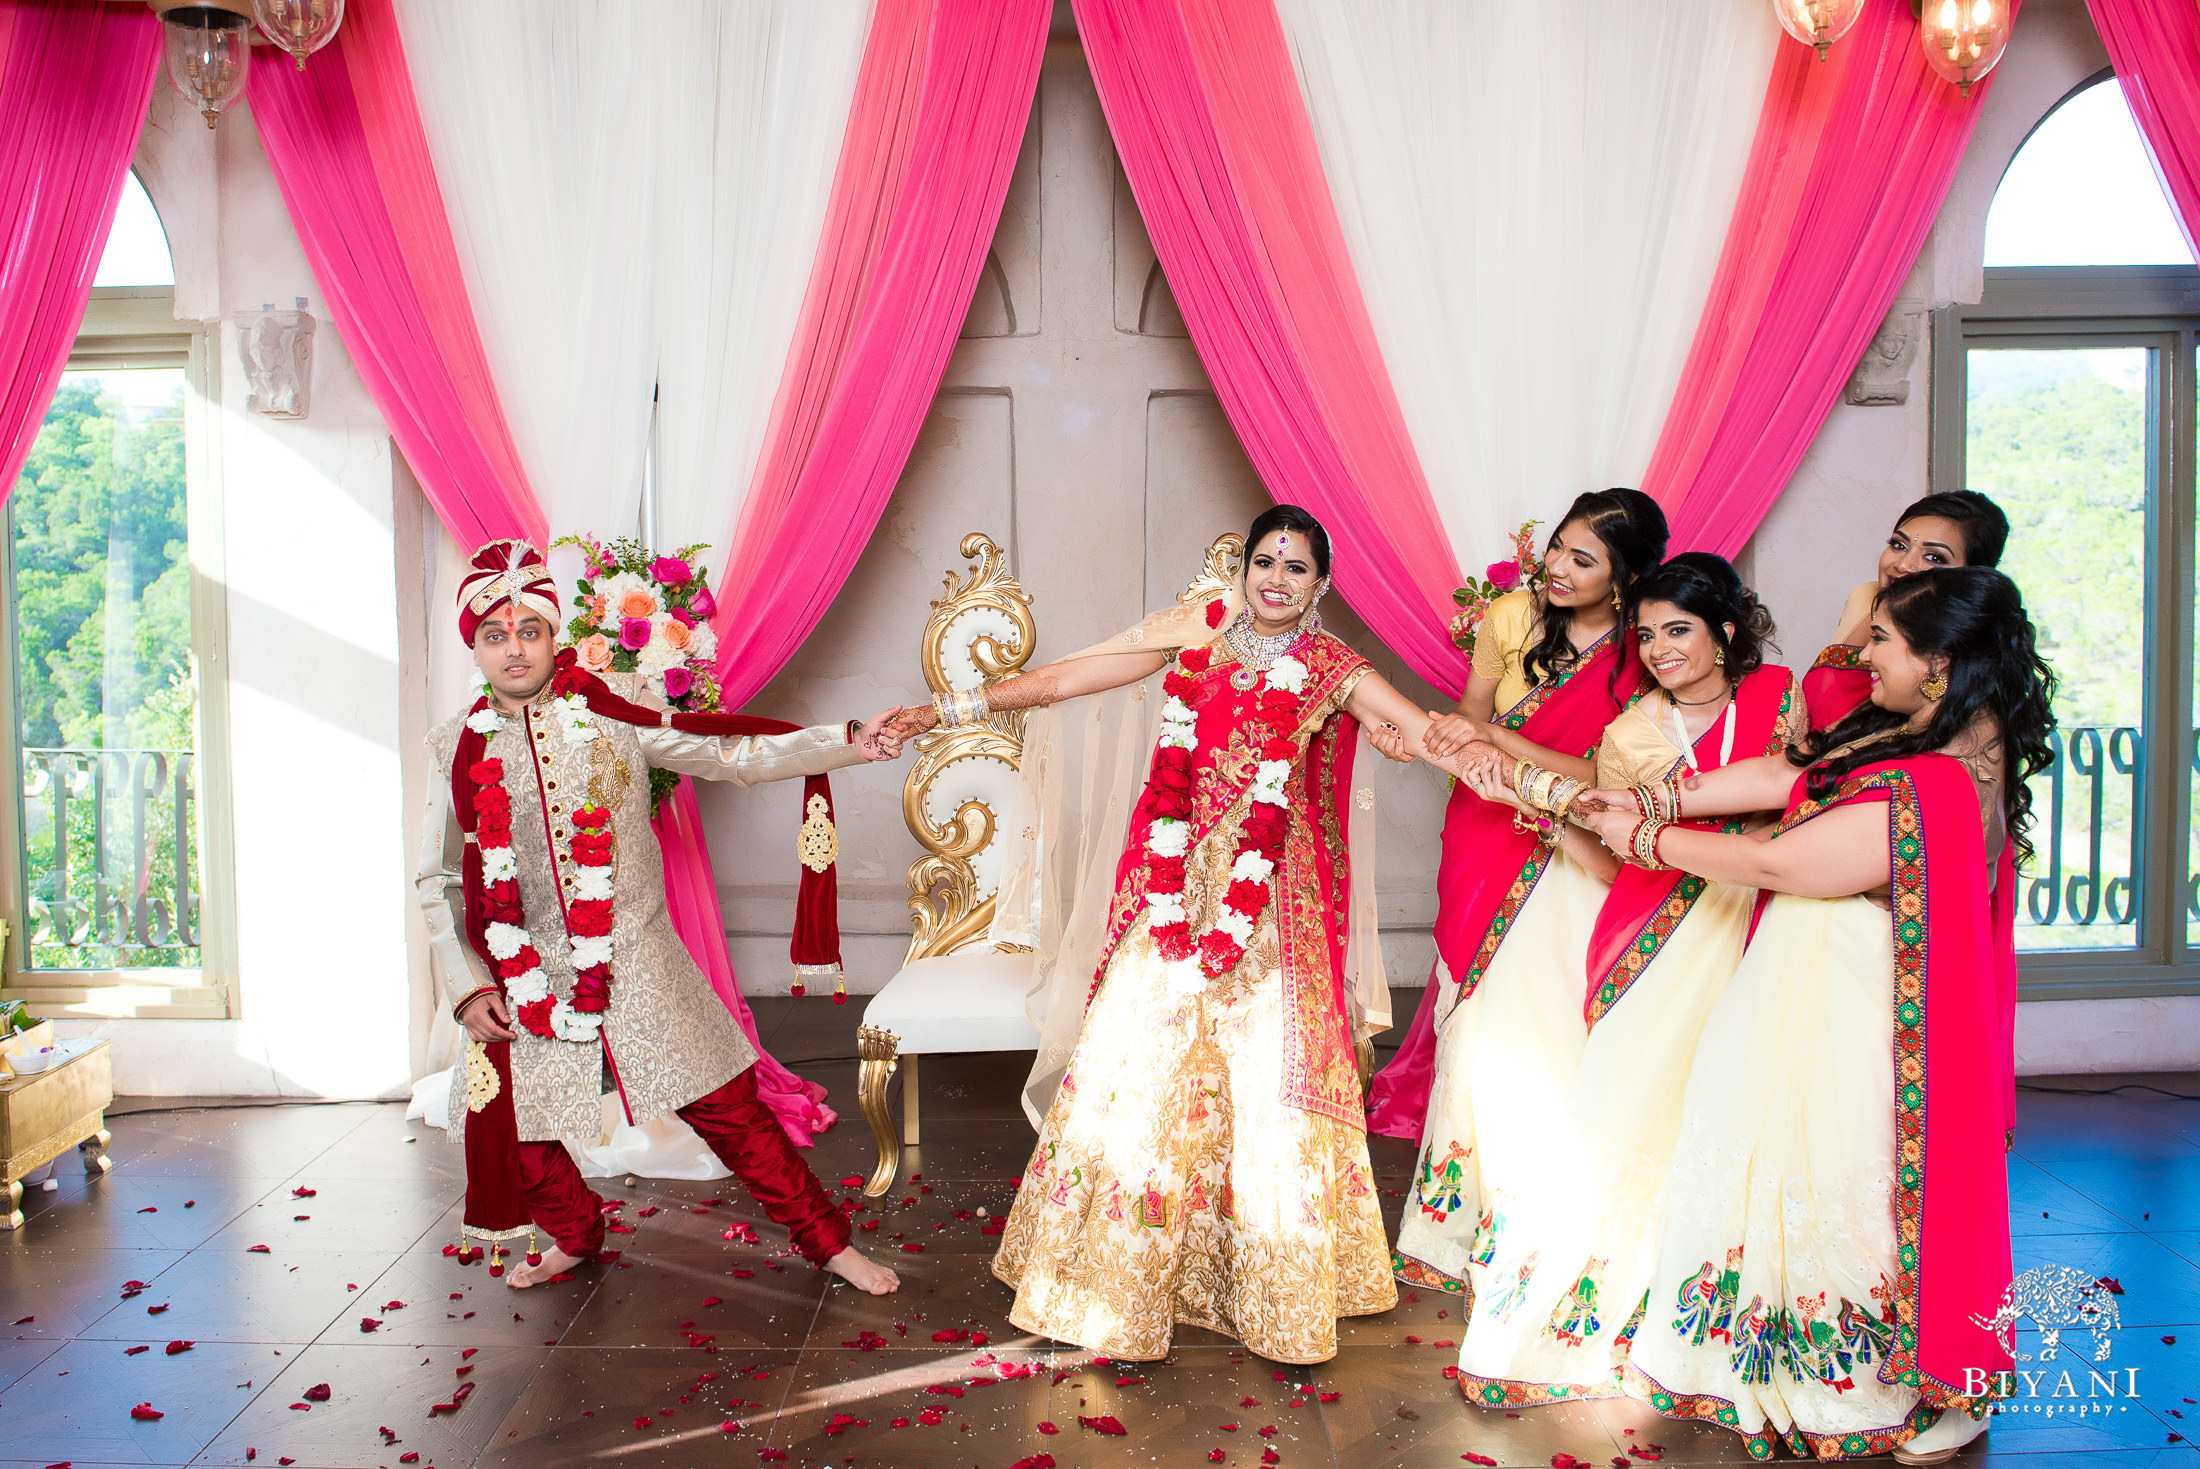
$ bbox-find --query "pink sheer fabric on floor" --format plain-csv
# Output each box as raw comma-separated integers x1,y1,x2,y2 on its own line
249,0,543,548
1072,0,1466,698
2085,0,2200,262
0,0,160,505
1642,0,2019,555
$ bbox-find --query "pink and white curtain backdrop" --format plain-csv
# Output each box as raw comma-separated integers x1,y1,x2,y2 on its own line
252,0,1047,1145
0,0,161,508
2084,0,2200,264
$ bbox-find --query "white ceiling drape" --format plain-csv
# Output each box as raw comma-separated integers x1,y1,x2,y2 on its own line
393,0,871,563
1273,0,1781,557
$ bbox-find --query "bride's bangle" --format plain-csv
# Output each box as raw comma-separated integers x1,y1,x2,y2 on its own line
1629,818,1672,870
933,687,990,728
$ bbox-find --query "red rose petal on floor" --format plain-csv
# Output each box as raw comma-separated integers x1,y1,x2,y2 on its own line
1460,1459,1497,1468
121,1279,147,1291
146,1303,169,1315
164,1340,193,1355
1115,1374,1148,1386
1077,1415,1128,1435
2165,1336,2178,1345
917,1409,945,1425
399,1457,419,1464
702,1296,723,1307
1240,1397,1260,1407
839,1176,864,1188
721,1420,743,1433
759,1452,789,1464
1442,1366,1461,1379
129,1403,164,1421
137,1207,157,1214
1403,1335,1422,1343
900,1242,925,1252
378,1426,399,1443
1007,1456,1055,1469
125,1345,150,1355
247,1244,270,1253
631,1416,654,1430
360,1318,382,1332
1318,1392,1340,1402
1262,1451,1281,1466
302,1383,331,1401
1209,1453,1226,1463
280,1460,295,1466
383,1300,406,1311
1221,1423,1240,1432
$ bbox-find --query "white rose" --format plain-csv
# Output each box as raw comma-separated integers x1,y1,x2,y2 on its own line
1158,721,1198,752
1214,909,1254,944
481,848,518,882
1266,655,1308,694
570,936,614,970
571,867,615,901
1146,892,1187,926
505,968,549,1005
1148,818,1190,859
551,1003,603,1043
1230,852,1275,884
484,922,526,960
1161,696,1195,727
1164,959,1206,997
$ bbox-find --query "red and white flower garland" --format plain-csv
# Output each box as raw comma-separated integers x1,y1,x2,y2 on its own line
1140,639,1310,994
466,695,619,1044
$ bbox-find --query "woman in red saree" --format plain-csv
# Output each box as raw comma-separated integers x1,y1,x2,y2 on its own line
898,506,1447,1364
1365,489,1669,1140
1579,567,2053,1463
1433,554,1802,1405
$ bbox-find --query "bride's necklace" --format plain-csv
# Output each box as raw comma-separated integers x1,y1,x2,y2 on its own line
1224,610,1305,691
1666,685,1736,775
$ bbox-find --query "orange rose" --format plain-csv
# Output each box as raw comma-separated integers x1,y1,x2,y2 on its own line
661,620,693,651
615,588,659,620
576,633,614,671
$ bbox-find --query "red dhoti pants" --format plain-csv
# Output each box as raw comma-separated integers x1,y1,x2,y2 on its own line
516,1064,850,1266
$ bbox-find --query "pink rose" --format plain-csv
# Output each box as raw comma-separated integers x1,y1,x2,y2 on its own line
691,587,717,620
576,633,614,671
662,666,693,701
1485,560,1521,592
649,556,692,585
618,616,653,652
669,606,695,628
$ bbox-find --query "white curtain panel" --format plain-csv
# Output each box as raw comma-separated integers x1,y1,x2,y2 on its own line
393,0,870,565
1273,0,1780,561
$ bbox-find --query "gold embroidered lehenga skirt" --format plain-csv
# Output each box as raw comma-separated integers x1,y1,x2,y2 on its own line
991,906,1395,1363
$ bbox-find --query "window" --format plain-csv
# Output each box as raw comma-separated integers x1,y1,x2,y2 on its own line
0,173,234,1018
1935,74,2200,999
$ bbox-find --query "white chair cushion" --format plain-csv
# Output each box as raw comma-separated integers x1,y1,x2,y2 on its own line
862,948,1039,1054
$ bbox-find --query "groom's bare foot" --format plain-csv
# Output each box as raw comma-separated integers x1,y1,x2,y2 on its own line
506,1244,582,1288
823,1246,900,1294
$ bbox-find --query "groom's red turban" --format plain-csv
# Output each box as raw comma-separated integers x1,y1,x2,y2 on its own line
457,539,561,644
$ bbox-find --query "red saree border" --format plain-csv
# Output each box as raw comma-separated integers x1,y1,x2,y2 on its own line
1809,642,1866,673
1585,668,1797,1027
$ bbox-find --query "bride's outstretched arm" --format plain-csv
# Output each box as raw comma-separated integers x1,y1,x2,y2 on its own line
891,648,1169,737
1342,671,1442,764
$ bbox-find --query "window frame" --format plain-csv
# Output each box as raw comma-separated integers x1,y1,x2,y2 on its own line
0,284,239,1019
1931,264,2200,1001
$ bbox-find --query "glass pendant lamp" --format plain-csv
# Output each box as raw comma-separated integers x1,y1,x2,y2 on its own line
251,0,344,69
1771,0,1867,60
1920,0,2013,97
152,1,253,129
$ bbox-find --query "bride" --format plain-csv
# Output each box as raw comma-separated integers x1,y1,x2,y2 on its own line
895,505,1443,1364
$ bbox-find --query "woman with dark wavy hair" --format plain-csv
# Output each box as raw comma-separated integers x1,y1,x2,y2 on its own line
1409,553,1805,1406
1579,567,2053,1463
1366,488,1669,1140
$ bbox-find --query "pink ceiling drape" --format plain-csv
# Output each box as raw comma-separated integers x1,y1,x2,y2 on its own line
705,0,1051,706
652,0,1049,1113
2084,0,2200,263
249,0,544,548
0,0,160,507
1641,0,2018,555
1072,0,1468,698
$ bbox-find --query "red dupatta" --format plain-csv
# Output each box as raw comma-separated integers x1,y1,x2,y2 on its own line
1583,665,1796,1027
1804,641,1871,730
1091,631,1371,1125
454,652,844,1248
1774,756,2013,1407
1365,630,1642,1138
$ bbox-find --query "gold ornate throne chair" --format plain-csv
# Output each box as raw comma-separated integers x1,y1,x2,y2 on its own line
855,533,1041,1196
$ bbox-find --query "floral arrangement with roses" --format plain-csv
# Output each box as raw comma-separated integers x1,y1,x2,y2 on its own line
1448,519,1546,657
553,535,722,811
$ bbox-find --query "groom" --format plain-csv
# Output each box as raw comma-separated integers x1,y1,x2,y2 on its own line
416,539,902,1293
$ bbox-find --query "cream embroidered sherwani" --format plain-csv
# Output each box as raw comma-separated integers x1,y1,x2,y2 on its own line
418,694,864,1144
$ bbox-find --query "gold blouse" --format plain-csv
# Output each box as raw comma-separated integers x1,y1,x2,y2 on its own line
1471,587,1540,715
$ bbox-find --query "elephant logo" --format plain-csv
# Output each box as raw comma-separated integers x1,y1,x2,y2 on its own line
1970,1264,2123,1363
